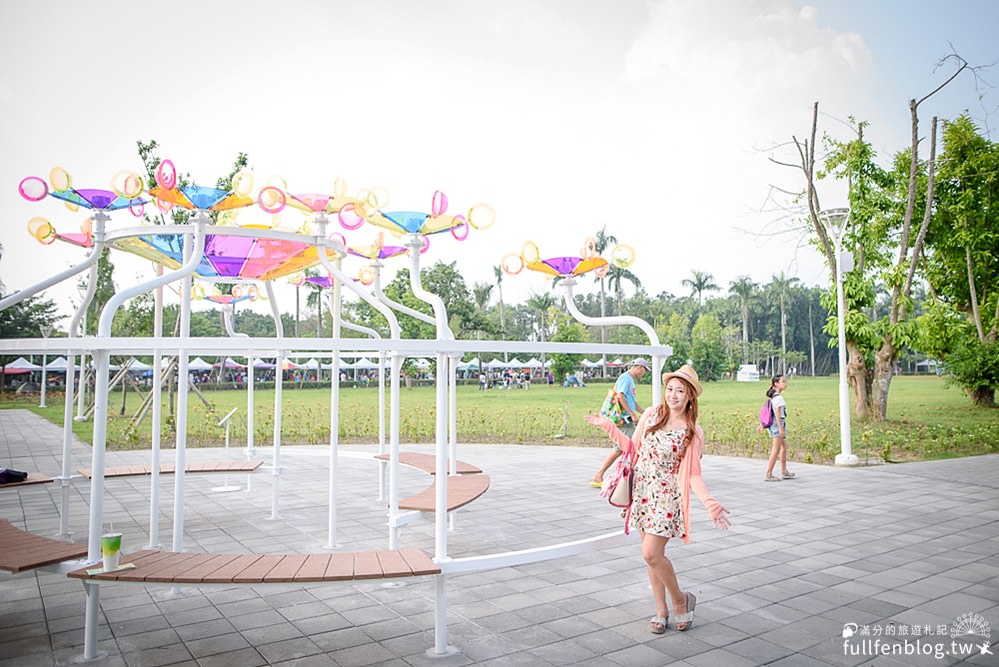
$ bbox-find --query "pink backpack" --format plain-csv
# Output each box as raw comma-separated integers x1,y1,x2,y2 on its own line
759,399,775,428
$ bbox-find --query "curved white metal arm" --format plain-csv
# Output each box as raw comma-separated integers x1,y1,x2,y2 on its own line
561,278,660,345
0,213,108,312
265,282,284,338
370,260,436,327
98,218,206,337
405,235,453,339
561,277,666,405
341,319,382,339
314,223,401,340
222,304,249,338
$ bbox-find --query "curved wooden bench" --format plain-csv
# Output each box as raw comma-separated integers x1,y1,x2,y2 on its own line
67,546,439,584
0,519,88,573
398,473,490,512
77,460,263,479
374,452,482,475
0,472,53,489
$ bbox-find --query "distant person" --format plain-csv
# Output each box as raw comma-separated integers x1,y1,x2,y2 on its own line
760,374,795,481
479,372,487,391
585,364,730,634
591,358,648,487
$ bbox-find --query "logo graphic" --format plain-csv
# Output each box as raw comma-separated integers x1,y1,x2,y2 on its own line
950,613,993,657
950,613,990,640
842,623,858,638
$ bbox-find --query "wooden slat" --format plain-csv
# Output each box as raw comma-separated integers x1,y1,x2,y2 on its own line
374,550,411,578
293,553,332,582
398,547,441,576
374,452,482,475
202,555,263,584
173,554,243,584
353,551,382,580
325,552,354,580
232,554,284,583
266,554,308,582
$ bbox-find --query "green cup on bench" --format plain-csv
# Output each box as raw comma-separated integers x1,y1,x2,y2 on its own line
101,532,122,572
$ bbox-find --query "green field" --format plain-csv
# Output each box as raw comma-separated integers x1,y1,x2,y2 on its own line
3,375,997,465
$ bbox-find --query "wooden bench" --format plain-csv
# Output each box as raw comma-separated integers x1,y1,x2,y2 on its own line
67,546,440,584
0,519,88,573
374,452,483,475
77,460,263,479
0,472,54,489
398,473,490,512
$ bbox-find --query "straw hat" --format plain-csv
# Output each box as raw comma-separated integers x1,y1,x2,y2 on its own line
662,364,702,397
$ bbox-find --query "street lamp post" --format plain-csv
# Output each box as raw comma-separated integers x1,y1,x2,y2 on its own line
39,325,54,408
819,208,858,466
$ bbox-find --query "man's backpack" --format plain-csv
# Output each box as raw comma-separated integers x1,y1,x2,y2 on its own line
758,399,775,428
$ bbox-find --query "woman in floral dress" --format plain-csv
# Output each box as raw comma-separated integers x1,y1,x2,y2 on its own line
586,364,730,635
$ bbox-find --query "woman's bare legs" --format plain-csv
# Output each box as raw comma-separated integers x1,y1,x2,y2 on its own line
641,533,687,622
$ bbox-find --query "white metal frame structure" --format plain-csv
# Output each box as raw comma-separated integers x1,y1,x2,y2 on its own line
2,198,671,661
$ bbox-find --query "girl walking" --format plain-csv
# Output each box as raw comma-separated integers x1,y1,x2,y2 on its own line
762,374,795,481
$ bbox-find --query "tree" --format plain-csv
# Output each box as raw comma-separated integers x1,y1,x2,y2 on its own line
918,114,999,405
689,314,726,381
766,272,799,374
549,312,586,383
606,264,641,316
492,264,505,336
303,269,326,337
791,64,961,420
0,291,62,369
525,292,557,343
681,270,718,308
728,276,757,361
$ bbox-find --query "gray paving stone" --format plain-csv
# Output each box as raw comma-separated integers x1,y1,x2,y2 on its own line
2,410,998,666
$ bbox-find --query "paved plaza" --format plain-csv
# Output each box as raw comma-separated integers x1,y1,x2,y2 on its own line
1,408,997,666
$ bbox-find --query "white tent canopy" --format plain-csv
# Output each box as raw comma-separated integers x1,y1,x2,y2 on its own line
44,356,80,371
188,357,214,371
523,358,544,369
5,357,41,371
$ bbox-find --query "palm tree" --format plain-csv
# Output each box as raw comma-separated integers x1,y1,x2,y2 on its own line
592,226,617,374
472,282,493,313
682,270,719,308
303,269,325,336
767,272,799,374
492,265,505,334
606,266,641,316
728,276,757,361
526,292,557,343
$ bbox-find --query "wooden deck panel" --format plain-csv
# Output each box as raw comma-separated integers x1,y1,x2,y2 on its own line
68,548,440,584
397,474,490,512
77,460,263,479
373,452,482,475
0,519,88,573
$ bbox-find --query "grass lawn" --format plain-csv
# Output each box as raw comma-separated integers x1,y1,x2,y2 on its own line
3,374,996,465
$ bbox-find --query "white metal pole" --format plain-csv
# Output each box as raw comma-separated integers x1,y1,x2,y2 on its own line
834,234,858,466
327,260,343,549
150,265,163,548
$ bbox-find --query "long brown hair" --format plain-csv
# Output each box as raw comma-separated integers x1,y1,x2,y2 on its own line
646,376,699,444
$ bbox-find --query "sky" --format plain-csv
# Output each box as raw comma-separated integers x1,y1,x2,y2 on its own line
1,0,997,325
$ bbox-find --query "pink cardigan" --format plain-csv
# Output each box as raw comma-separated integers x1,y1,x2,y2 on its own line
594,410,724,543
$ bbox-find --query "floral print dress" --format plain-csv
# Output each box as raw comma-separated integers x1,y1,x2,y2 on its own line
630,427,688,538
